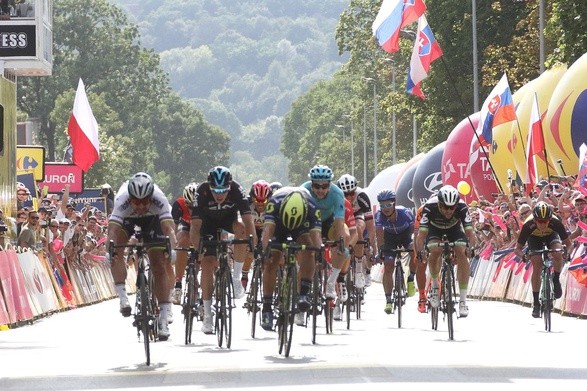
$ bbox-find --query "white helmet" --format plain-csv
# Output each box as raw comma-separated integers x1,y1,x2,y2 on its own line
337,174,357,193
127,172,154,199
183,182,198,205
437,185,460,206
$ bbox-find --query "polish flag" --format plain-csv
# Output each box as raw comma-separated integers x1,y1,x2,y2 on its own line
67,79,100,172
525,93,545,189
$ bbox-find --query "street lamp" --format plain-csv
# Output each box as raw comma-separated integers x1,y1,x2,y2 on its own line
363,105,367,185
343,114,354,177
363,77,377,178
383,58,397,165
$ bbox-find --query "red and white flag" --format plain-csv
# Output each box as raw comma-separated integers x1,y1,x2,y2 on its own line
67,79,100,172
525,93,545,189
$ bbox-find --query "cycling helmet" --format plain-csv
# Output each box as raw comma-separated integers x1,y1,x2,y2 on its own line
270,181,283,192
208,166,232,188
308,164,334,181
437,185,460,206
17,182,27,191
101,183,113,196
128,172,154,199
250,180,272,203
183,182,199,205
337,174,357,193
279,191,308,230
377,189,396,202
533,201,552,220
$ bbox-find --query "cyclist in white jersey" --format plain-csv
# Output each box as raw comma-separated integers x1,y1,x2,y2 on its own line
108,172,177,341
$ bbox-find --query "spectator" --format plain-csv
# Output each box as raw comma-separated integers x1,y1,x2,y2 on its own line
18,210,44,249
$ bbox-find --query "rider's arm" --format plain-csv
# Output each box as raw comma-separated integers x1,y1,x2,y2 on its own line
160,218,177,249
241,212,257,245
189,218,202,249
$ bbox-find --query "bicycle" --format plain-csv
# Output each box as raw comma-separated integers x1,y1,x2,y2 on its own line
321,238,345,334
175,246,201,345
337,240,369,330
243,243,264,339
269,240,321,357
109,234,170,366
387,247,410,329
525,246,566,332
201,234,253,349
426,237,467,340
309,245,328,344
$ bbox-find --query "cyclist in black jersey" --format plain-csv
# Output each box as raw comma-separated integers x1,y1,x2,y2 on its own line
514,201,573,318
189,166,257,334
415,185,476,318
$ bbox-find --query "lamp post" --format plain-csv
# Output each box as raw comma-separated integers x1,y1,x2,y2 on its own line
364,77,377,178
363,105,367,185
344,114,354,177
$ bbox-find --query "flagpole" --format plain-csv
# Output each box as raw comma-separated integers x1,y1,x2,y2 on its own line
439,56,505,193
534,93,551,180
513,119,527,160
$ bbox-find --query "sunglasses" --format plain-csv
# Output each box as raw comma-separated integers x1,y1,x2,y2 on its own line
130,197,151,206
211,187,230,194
520,211,530,217
311,182,330,190
344,190,356,197
535,219,549,224
29,216,39,220
254,198,268,205
440,204,457,211
50,225,59,228
380,202,395,209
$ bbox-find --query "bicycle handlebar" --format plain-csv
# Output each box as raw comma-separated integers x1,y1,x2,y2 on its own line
199,235,254,253
425,240,468,249
268,241,322,253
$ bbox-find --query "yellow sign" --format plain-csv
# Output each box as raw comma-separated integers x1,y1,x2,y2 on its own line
16,145,45,181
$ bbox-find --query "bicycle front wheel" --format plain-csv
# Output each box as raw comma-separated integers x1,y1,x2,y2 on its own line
543,267,552,332
278,267,296,357
137,272,151,366
443,265,455,340
184,269,196,345
248,261,262,339
395,263,405,329
311,268,321,344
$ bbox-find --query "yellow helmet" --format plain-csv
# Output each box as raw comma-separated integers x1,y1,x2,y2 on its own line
279,191,308,230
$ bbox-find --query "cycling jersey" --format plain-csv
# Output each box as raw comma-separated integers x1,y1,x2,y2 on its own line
419,196,472,231
517,216,569,245
375,206,414,235
109,184,173,241
171,197,191,225
301,180,345,221
351,187,374,220
191,181,251,221
264,187,321,241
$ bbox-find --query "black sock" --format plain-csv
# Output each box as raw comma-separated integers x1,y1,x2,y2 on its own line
300,278,312,296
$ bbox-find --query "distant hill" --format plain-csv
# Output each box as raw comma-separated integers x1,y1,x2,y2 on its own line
113,0,349,184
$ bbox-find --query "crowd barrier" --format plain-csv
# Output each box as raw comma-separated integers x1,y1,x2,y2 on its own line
2,241,586,328
371,242,587,317
0,246,137,328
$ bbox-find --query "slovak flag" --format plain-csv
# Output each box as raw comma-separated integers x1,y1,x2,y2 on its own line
525,93,545,188
406,15,443,99
67,79,100,172
476,73,517,148
372,0,427,53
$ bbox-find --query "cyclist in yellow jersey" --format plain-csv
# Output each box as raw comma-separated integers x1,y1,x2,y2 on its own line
514,201,573,318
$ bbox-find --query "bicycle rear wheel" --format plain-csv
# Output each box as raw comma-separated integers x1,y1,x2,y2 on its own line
323,268,333,334
345,272,352,330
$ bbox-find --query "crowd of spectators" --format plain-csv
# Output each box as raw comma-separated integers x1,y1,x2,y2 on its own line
5,184,110,283
468,178,586,254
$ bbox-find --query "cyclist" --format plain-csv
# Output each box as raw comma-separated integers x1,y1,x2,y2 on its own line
337,174,377,288
415,185,476,318
170,182,198,305
241,180,273,290
189,166,257,334
375,190,415,314
108,172,177,341
259,187,322,331
302,165,348,302
513,201,573,318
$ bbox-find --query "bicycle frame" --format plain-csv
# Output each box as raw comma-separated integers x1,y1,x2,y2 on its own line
526,246,564,332
426,238,467,340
